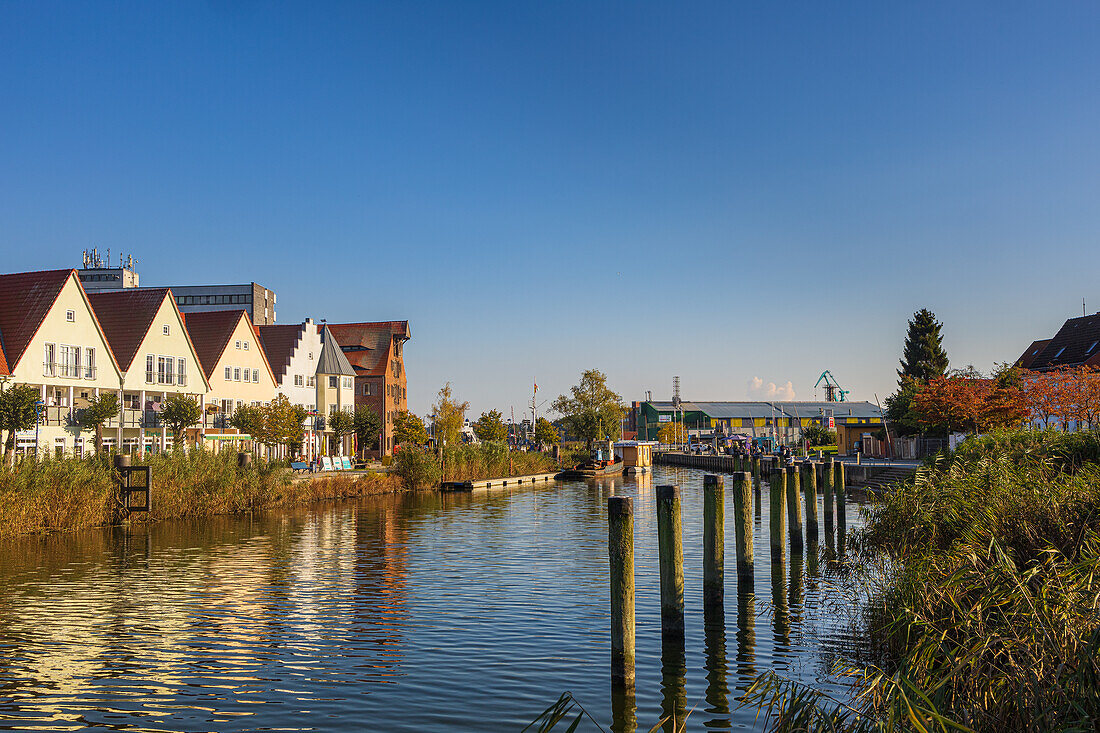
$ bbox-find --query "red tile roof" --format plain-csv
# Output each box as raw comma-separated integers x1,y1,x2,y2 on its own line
184,309,277,383
254,323,304,383
0,268,73,373
1016,339,1052,370
87,289,173,371
326,321,409,378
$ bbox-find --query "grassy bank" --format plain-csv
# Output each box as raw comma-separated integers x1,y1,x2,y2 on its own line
749,429,1100,731
0,450,403,538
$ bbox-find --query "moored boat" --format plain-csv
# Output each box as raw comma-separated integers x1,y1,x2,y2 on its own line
556,440,625,479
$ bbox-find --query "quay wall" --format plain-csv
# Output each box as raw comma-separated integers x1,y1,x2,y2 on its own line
653,451,900,486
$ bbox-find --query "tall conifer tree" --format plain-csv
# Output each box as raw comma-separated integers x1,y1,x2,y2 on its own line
898,309,949,383
886,309,949,435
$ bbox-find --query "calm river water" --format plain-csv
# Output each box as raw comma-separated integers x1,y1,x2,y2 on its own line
0,467,867,731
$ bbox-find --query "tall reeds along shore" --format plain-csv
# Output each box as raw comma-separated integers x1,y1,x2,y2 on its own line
745,428,1100,732
0,450,402,538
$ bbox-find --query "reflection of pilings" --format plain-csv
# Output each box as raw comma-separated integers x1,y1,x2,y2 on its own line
822,457,835,536
835,461,847,532
611,682,638,733
788,545,804,628
703,600,730,727
703,474,724,608
806,535,820,583
659,637,687,732
769,468,787,561
608,496,636,687
786,465,803,552
735,586,756,679
801,462,818,541
656,485,685,641
770,556,790,647
731,472,753,587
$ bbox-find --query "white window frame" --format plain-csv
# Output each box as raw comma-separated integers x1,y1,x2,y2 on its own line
177,358,186,387
224,366,232,380
43,343,56,376
65,310,75,322
234,367,241,382
162,325,170,336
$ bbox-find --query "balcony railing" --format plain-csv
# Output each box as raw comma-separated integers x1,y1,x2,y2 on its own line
42,362,97,379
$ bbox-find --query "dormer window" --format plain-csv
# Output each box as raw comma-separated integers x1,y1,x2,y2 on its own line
1088,341,1099,355
1054,347,1066,359
65,310,75,322
162,325,170,335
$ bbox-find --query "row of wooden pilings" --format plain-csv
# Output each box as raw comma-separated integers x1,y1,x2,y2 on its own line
607,456,847,687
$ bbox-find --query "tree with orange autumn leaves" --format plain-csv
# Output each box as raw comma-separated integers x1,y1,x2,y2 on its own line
1023,366,1100,431
908,365,1100,434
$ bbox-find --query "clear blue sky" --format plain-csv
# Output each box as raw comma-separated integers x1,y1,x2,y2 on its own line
3,2,1100,418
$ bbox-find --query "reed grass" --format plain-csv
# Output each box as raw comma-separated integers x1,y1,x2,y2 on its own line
0,450,403,537
440,443,555,482
744,428,1100,731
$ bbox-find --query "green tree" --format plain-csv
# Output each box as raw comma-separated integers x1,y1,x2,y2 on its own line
0,384,42,464
81,391,119,455
393,411,429,445
228,403,265,444
534,417,559,447
432,383,468,448
899,309,949,383
352,406,382,452
328,407,354,455
473,409,508,442
259,395,306,457
887,309,950,437
551,369,624,448
160,394,201,449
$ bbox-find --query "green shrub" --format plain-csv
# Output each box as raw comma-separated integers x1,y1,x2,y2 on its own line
392,445,442,489
802,425,837,446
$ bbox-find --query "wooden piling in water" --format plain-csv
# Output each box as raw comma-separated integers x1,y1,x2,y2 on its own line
656,485,685,639
821,457,834,536
608,496,636,686
703,474,724,607
751,456,761,487
801,462,818,541
769,467,786,559
835,461,846,532
786,464,803,552
731,471,753,584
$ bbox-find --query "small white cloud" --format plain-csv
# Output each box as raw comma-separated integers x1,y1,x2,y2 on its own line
747,377,796,401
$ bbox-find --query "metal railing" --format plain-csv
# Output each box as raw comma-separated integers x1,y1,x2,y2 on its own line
41,362,97,379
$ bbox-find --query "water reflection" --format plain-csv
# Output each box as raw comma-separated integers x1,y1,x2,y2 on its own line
703,602,730,729
0,469,868,732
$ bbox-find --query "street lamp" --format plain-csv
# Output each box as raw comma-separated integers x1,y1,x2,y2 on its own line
34,399,45,458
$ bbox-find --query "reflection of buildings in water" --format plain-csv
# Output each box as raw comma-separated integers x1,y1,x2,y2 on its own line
353,501,410,679
0,524,269,724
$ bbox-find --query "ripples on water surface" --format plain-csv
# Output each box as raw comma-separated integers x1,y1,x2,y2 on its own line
0,467,870,731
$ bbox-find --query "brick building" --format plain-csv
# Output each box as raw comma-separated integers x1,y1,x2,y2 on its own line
327,321,410,456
